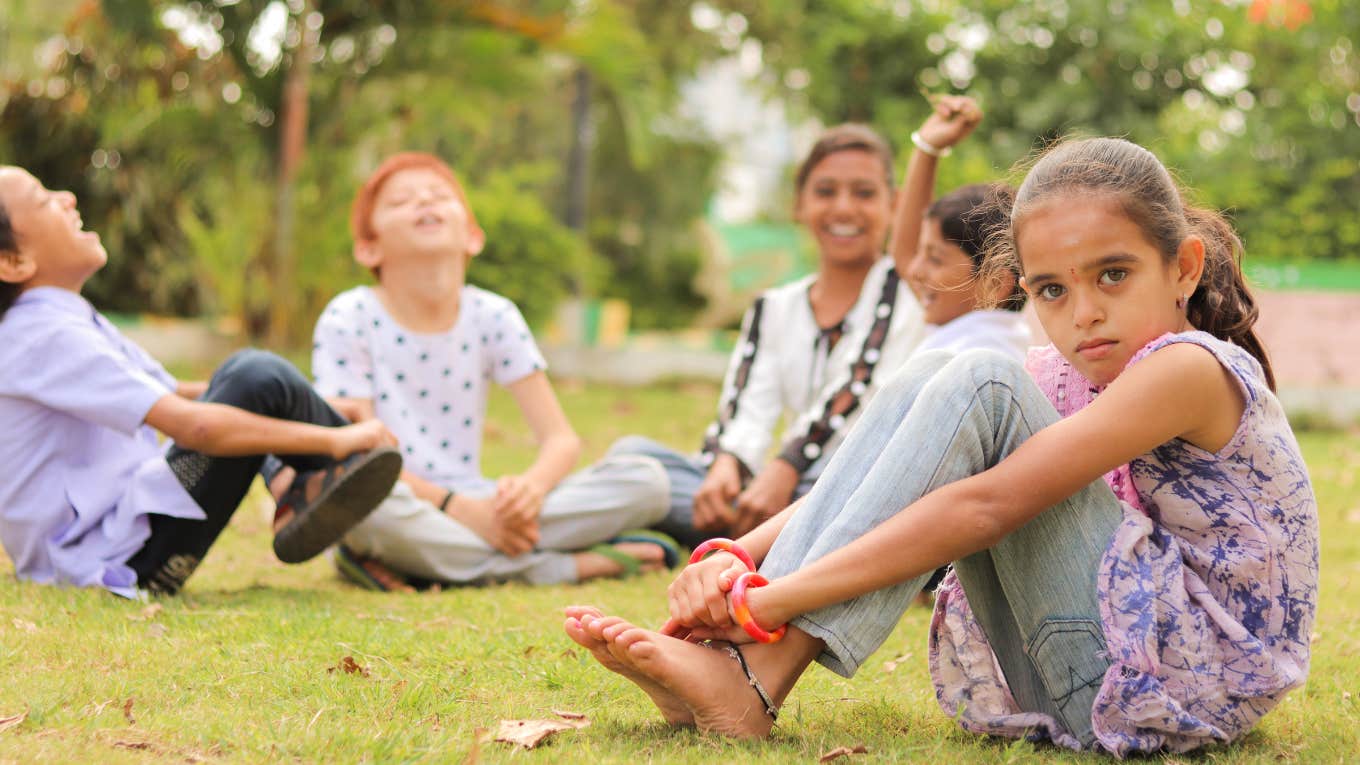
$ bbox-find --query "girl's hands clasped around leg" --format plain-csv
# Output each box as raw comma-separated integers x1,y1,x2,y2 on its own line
660,550,752,641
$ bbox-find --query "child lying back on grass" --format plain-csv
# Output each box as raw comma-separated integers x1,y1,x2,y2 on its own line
0,165,401,597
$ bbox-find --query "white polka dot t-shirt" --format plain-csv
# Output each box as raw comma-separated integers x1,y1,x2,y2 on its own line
311,285,546,491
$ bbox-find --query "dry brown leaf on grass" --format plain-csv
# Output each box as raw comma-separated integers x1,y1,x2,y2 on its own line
882,653,912,673
0,710,27,734
328,655,371,678
96,729,221,762
818,744,869,762
494,711,591,749
129,603,164,621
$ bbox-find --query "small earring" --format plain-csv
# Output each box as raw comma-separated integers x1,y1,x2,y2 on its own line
1175,294,1188,311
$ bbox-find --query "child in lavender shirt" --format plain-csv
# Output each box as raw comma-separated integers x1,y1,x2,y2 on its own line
565,138,1317,756
0,166,402,596
895,97,1030,360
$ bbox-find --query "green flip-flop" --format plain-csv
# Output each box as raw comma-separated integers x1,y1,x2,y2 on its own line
586,530,681,578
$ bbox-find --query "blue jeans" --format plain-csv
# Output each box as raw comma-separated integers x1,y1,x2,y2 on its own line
605,436,825,550
127,349,350,594
761,349,1121,747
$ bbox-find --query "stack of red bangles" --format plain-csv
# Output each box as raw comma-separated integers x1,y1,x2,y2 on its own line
688,538,787,643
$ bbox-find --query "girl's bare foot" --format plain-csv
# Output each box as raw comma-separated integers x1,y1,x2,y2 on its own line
563,607,695,726
597,617,779,738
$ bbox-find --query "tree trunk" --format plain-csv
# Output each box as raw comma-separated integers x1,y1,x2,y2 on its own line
267,4,315,348
564,66,592,296
565,66,592,233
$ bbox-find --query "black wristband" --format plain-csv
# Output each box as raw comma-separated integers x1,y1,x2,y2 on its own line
439,489,456,511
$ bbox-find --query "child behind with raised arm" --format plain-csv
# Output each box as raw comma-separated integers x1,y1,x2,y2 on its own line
896,98,1029,355
612,98,1031,550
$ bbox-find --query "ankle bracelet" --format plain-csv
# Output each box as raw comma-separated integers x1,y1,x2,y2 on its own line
725,644,779,721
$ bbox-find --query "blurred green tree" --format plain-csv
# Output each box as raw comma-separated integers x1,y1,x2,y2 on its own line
3,0,1355,348
734,0,1359,263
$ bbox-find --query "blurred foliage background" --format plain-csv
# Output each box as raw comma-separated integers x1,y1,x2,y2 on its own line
1,0,1357,346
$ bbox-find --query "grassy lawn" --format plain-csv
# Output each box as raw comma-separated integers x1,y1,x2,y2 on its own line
1,379,1357,763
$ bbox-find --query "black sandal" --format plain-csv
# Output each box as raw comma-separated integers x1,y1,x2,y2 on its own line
272,447,402,564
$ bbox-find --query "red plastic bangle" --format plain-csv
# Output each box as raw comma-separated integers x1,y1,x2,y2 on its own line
730,572,786,643
688,537,756,572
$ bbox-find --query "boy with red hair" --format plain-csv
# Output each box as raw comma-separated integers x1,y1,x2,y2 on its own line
292,152,674,588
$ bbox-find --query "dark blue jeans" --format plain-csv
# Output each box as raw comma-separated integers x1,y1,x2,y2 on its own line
126,349,347,594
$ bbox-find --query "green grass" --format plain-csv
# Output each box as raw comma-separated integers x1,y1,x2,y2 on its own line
1,381,1358,763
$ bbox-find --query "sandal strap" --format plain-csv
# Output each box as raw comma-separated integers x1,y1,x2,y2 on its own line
726,644,779,721
607,530,680,568
586,543,643,578
277,457,354,513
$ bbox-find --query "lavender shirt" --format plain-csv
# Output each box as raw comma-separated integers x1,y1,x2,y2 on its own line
0,288,202,597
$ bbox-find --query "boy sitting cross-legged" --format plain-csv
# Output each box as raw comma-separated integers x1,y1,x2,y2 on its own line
276,153,675,590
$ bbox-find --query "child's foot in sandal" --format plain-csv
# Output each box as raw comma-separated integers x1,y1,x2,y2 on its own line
333,544,415,593
573,530,680,581
272,447,402,564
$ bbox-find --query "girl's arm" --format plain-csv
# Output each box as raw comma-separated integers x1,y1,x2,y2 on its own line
144,393,395,459
748,342,1245,629
888,96,983,278
494,370,582,522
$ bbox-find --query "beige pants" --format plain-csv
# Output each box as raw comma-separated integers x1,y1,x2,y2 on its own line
340,454,669,585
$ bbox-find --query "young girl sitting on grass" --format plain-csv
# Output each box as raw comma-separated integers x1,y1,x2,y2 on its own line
0,166,402,597
564,137,1317,756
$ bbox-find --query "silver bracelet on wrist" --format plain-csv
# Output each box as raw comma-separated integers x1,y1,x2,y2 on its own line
910,130,951,158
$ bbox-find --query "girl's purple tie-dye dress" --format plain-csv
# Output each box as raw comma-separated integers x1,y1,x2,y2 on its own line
928,331,1319,756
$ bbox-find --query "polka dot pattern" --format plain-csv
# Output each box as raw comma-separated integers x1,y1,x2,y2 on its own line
310,284,547,487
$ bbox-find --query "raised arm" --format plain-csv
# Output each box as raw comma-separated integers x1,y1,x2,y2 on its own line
888,95,984,277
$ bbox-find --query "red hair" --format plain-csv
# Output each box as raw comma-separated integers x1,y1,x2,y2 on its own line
349,152,480,243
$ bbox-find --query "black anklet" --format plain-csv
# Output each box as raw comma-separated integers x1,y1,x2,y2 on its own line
726,644,779,721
